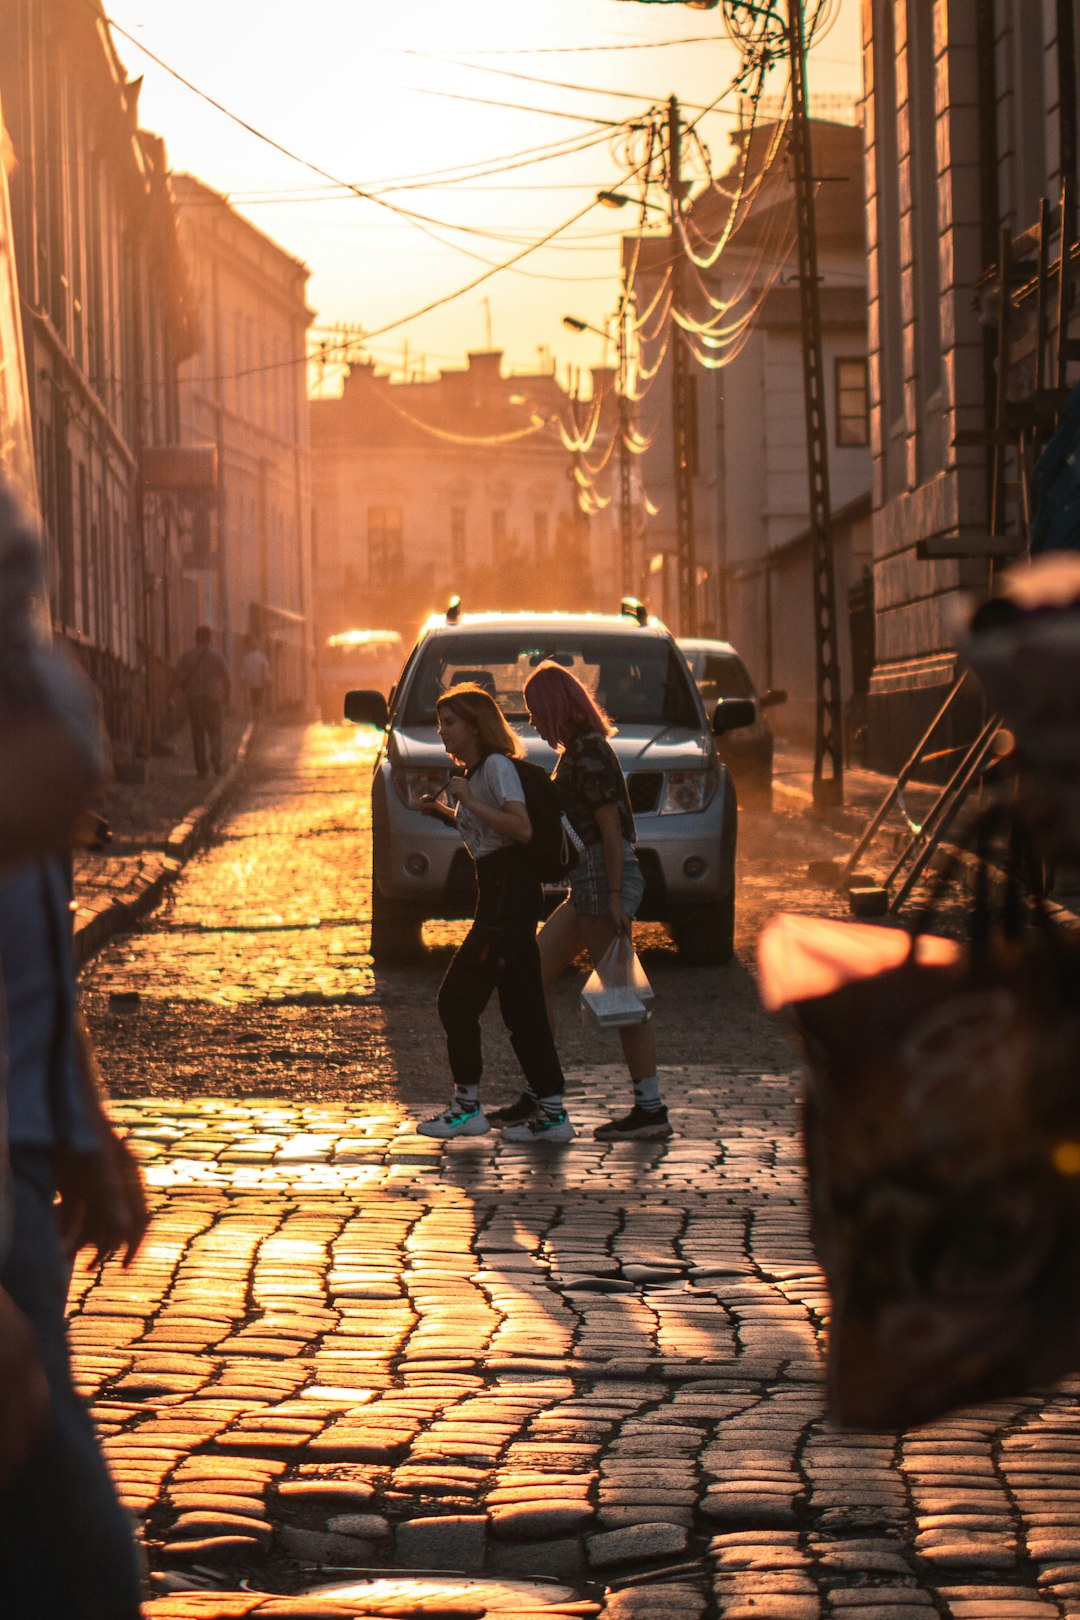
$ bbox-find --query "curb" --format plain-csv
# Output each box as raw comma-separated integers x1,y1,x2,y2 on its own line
73,723,255,968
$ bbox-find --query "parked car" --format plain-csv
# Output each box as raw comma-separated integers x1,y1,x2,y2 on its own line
345,604,756,966
678,638,786,810
317,629,403,724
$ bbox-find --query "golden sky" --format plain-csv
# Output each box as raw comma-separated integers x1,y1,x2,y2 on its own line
105,0,862,388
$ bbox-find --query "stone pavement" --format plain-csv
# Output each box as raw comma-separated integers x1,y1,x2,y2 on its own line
73,720,253,965
67,1072,1080,1619
66,725,1080,1617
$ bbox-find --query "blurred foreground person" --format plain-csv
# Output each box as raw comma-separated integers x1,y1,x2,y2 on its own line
0,479,104,870
0,861,149,1618
0,474,146,1613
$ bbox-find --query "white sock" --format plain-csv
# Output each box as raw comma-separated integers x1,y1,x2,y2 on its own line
454,1085,480,1108
632,1074,662,1111
537,1094,565,1118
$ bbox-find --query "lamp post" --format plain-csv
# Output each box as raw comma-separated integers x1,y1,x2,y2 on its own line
562,310,635,597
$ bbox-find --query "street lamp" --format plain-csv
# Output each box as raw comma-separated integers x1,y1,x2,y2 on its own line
597,190,667,214
561,315,606,338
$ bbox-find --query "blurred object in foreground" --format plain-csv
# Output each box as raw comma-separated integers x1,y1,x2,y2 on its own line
0,481,106,869
759,808,1080,1429
962,554,1080,860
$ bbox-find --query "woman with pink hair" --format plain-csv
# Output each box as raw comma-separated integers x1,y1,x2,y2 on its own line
490,660,669,1141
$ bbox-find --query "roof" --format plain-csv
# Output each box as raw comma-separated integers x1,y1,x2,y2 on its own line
419,609,669,638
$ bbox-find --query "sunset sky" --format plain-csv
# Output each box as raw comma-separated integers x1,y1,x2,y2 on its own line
105,0,862,389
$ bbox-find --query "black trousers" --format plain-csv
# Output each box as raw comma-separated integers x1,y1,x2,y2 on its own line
438,845,565,1098
187,692,224,776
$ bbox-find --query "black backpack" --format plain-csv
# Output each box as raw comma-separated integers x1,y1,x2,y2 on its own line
513,758,577,883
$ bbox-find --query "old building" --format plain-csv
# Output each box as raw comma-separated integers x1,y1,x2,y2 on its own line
173,175,315,714
0,0,196,758
310,351,619,651
861,1,1080,772
625,117,872,743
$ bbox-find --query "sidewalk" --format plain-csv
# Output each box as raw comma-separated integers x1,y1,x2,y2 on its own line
73,717,253,966
772,738,940,840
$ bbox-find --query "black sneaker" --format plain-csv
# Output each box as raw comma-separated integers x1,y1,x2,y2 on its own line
593,1104,672,1141
487,1092,538,1126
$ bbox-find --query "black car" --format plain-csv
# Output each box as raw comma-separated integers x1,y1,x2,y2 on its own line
678,639,786,810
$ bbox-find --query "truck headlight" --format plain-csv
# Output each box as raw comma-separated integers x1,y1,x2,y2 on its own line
394,766,451,809
658,768,717,815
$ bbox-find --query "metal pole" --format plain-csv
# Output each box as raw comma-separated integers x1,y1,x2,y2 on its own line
786,0,843,809
667,95,698,636
617,293,634,594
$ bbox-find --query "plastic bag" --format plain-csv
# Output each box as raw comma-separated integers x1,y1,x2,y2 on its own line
580,935,654,1030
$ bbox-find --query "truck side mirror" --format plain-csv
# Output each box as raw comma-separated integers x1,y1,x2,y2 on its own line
344,689,389,729
711,697,757,735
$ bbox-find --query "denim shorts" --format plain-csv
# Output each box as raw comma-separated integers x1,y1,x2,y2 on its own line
569,838,646,918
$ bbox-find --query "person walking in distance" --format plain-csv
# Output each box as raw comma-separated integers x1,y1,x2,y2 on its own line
415,684,572,1143
509,661,671,1141
174,624,231,778
242,638,271,720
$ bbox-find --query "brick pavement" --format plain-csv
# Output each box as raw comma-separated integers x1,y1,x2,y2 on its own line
67,724,1080,1617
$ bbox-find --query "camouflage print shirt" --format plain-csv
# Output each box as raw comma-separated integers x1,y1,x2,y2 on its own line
553,729,635,848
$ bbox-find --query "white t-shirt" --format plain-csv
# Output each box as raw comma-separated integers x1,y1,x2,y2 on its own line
454,752,525,860
243,648,270,689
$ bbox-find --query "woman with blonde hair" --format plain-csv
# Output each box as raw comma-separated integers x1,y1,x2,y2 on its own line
415,683,571,1141
501,661,670,1141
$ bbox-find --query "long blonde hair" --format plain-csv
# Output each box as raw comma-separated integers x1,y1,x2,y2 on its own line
436,683,525,759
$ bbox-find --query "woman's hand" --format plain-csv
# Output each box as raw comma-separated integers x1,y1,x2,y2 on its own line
608,892,632,936
418,793,449,819
447,775,473,807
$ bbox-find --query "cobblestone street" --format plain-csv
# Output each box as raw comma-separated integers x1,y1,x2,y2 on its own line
76,727,1080,1619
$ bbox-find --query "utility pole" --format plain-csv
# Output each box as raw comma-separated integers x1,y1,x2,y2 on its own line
616,291,634,596
667,95,698,637
785,0,843,808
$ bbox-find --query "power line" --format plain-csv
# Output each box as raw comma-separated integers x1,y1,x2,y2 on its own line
399,52,730,118
397,81,623,128
412,36,728,55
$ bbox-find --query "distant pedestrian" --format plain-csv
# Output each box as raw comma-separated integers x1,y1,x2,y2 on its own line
174,625,230,778
242,639,272,720
415,684,571,1142
519,661,671,1141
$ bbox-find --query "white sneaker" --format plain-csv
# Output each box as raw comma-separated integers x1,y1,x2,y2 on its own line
501,1110,574,1144
416,1102,491,1138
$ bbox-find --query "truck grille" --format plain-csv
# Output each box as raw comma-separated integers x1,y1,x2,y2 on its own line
627,772,663,814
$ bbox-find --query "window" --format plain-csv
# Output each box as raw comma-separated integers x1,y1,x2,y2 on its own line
400,631,700,730
835,358,870,447
450,506,466,574
491,508,507,557
368,506,404,581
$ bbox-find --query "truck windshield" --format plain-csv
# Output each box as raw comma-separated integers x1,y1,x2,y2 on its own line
400,632,702,729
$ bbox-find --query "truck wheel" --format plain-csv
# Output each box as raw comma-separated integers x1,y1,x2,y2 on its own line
670,888,735,966
370,883,425,965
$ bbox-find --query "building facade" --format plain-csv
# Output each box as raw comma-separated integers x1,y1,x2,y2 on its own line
627,118,872,742
861,0,1080,772
0,0,196,758
173,175,315,715
310,351,619,651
